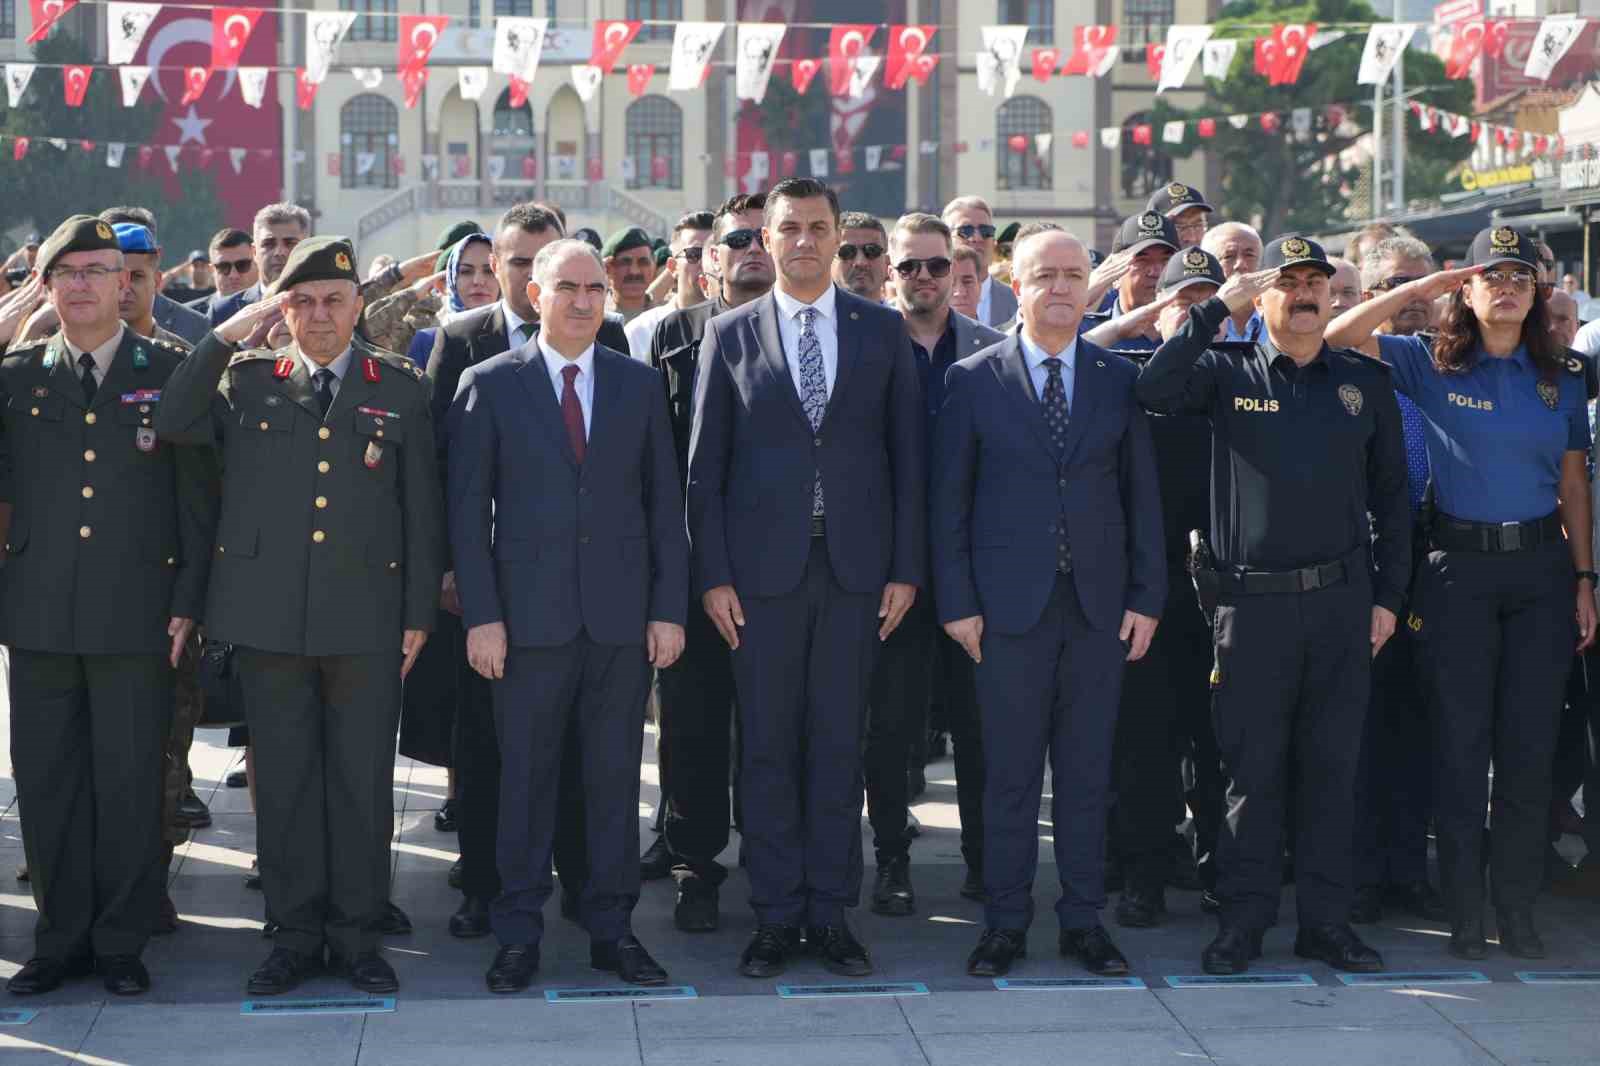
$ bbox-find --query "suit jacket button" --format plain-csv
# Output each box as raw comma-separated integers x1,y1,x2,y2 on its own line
579,535,590,545
814,436,822,447
318,461,331,473
388,561,399,570
166,557,176,565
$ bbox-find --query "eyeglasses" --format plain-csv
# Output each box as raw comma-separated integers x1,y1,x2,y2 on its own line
1481,270,1535,290
49,265,119,284
836,243,885,262
676,247,704,263
1372,274,1421,292
893,257,952,279
719,228,763,251
213,258,254,276
954,224,997,241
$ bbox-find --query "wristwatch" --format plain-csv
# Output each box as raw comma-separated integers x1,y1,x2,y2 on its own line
1577,570,1598,584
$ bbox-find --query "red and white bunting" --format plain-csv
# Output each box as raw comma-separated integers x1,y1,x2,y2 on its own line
27,0,78,44
735,23,785,102
61,64,90,107
590,20,641,73
397,15,449,75
885,25,936,90
107,2,159,66
212,8,264,69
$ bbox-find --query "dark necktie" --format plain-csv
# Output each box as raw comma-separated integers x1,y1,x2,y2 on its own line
1041,357,1072,573
561,363,586,464
78,353,98,405
312,368,335,418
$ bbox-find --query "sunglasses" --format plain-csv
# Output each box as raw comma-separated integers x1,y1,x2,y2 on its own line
213,258,254,276
954,224,997,240
719,228,763,251
1372,274,1421,292
1481,269,1535,290
836,243,885,262
893,257,952,279
676,247,704,263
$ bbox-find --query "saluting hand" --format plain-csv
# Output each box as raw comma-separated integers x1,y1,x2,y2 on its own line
1216,268,1282,315
1370,606,1396,658
466,621,507,680
646,621,685,669
167,617,195,669
398,251,443,285
410,270,447,298
401,629,428,678
943,615,984,664
1085,249,1135,308
703,585,745,651
216,291,290,346
1410,265,1482,302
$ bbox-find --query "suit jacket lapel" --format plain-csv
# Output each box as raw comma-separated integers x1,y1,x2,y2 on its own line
277,348,321,420
827,287,858,425
588,349,623,465
1057,341,1102,466
475,305,510,363
994,336,1054,455
516,349,578,468
749,292,811,428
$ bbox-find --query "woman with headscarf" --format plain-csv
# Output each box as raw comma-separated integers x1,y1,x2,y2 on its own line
405,232,500,367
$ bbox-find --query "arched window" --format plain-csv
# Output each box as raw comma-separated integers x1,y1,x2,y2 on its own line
625,95,681,191
1120,111,1172,200
491,87,537,204
997,96,1052,191
340,93,398,190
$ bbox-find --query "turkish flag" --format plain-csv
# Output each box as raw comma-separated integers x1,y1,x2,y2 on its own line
180,66,211,106
508,76,529,108
521,155,537,179
1270,23,1315,85
591,20,641,73
296,68,318,109
1071,130,1089,148
391,155,406,175
1260,112,1281,133
890,143,907,161
587,157,604,181
1145,44,1165,82
1007,134,1028,153
1483,19,1509,60
835,149,854,174
827,24,875,96
651,155,669,181
451,153,470,178
1197,118,1216,138
1535,135,1549,155
402,67,427,110
1062,25,1117,76
26,0,77,44
1469,121,1481,141
211,8,264,69
12,138,28,161
1445,19,1485,79
78,139,94,151
398,15,449,74
792,58,821,95
626,63,654,96
781,150,797,176
1031,48,1061,82
61,64,91,107
137,145,153,168
1131,124,1152,146
326,152,340,177
1325,104,1347,128
1254,35,1276,76
904,54,939,86
199,148,214,168
885,25,936,90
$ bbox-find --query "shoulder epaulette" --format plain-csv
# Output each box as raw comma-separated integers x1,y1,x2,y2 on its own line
356,338,425,379
227,346,278,367
152,337,187,354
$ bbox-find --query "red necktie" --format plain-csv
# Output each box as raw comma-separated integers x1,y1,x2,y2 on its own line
561,363,586,464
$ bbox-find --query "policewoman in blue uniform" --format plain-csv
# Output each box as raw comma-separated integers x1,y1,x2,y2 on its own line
1326,226,1596,962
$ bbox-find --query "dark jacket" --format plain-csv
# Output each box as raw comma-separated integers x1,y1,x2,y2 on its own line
154,293,211,345
649,296,731,481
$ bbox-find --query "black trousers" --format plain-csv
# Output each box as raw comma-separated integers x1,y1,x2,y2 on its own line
1112,574,1212,891
657,604,737,884
1576,649,1600,859
491,634,650,945
10,650,170,959
976,575,1126,931
1180,682,1226,893
1552,656,1591,836
1211,574,1370,933
1414,543,1574,917
1353,623,1432,890
732,537,878,927
938,633,985,873
865,596,935,864
236,648,399,958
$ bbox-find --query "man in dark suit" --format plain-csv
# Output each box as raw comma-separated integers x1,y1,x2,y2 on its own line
424,202,627,939
189,228,257,322
450,239,687,991
942,196,1018,329
95,208,211,346
933,229,1166,979
688,178,926,978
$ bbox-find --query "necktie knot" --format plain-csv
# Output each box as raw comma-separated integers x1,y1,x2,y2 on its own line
78,352,98,403
77,353,96,372
313,368,334,387
1043,357,1063,377
800,307,817,329
562,363,580,385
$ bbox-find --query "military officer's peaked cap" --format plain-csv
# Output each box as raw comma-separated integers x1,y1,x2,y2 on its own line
269,235,361,296
37,214,122,277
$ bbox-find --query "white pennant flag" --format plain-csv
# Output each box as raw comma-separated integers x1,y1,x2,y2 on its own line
305,11,358,85
1525,15,1586,82
1522,131,1535,155
164,145,181,172
735,23,785,103
1291,107,1312,135
668,21,724,91
1227,114,1250,130
1162,121,1185,144
349,67,383,90
46,138,66,151
5,64,34,108
107,2,160,66
1308,29,1346,50
421,153,439,179
237,67,268,108
864,144,882,171
1158,25,1212,92
571,65,603,102
106,142,125,168
118,65,151,106
743,150,769,194
487,155,506,182
976,25,1028,98
847,54,881,99
1449,113,1470,138
1034,132,1052,159
1201,38,1237,80
1357,23,1416,85
229,146,247,173
355,151,376,176
809,147,829,177
1099,128,1119,149
457,66,489,100
493,17,548,82
620,156,635,183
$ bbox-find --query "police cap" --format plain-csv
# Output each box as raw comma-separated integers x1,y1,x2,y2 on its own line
268,235,360,296
1146,181,1215,219
1160,247,1227,295
1262,234,1336,277
1467,225,1536,270
1111,211,1180,256
37,214,122,278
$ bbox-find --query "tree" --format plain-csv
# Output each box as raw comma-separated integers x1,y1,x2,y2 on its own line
1153,0,1475,236
0,34,226,260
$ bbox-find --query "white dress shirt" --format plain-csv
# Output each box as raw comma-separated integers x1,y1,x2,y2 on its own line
539,336,595,438
299,346,354,405
62,324,126,386
976,276,995,327
502,301,534,349
772,284,839,401
1018,330,1077,412
624,301,676,362
1574,317,1600,359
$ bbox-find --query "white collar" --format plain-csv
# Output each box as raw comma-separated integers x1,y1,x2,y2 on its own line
538,335,595,379
501,301,534,343
300,345,354,382
773,284,838,323
1018,330,1077,373
62,323,126,372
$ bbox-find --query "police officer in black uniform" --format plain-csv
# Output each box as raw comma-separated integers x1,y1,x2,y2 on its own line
155,237,444,996
1,216,211,996
1138,236,1410,975
1326,226,1595,960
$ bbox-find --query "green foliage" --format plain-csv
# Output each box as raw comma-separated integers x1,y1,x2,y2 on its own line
1156,0,1475,236
0,33,225,260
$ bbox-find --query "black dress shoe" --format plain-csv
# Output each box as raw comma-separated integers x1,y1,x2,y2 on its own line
1387,880,1447,921
1199,889,1221,915
153,892,179,935
1294,922,1383,973
1349,885,1383,925
1059,924,1130,976
329,950,399,994
1496,909,1546,959
640,836,675,881
449,897,492,939
433,799,457,834
808,921,873,977
592,935,668,986
960,867,986,902
447,858,464,891
486,944,539,994
966,928,1027,978
674,875,719,932
1449,914,1487,960
8,955,92,995
871,856,915,917
1202,928,1258,974
245,858,262,891
226,769,248,789
246,947,322,996
739,924,802,978
174,788,212,829
370,901,412,936
1114,884,1167,928
97,954,150,996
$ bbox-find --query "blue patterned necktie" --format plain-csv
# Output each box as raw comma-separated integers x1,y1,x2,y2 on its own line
1041,357,1069,454
796,307,827,516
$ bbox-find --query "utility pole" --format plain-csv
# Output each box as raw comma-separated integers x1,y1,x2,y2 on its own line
1373,76,1384,221
1391,12,1406,212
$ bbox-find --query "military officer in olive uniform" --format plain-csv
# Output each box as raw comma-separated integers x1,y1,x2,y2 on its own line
154,236,444,997
1,216,211,997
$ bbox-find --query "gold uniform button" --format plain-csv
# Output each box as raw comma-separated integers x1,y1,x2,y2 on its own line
315,496,328,509
84,412,96,425
259,421,270,431
79,525,91,539
312,530,326,544
318,427,331,440
387,561,399,570
81,486,93,499
84,449,96,462
318,461,331,473
29,407,39,416
141,418,151,426
375,429,384,439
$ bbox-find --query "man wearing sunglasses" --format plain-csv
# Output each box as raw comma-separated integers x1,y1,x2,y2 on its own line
832,212,890,303
195,229,256,320
943,196,1018,329
625,212,714,362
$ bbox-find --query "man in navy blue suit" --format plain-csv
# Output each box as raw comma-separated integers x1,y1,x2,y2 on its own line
687,178,926,978
933,229,1166,978
448,239,688,993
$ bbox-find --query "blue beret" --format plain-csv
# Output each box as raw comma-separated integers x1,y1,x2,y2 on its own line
113,223,158,254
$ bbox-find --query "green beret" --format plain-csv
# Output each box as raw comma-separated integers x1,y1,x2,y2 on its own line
435,219,483,251
653,245,670,268
38,214,122,278
601,226,652,259
996,221,1021,244
268,235,360,296
434,248,453,273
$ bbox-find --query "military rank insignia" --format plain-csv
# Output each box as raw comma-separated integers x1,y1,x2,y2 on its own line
362,357,381,383
132,345,149,370
1407,613,1423,633
273,356,294,379
1338,384,1363,416
136,427,157,452
1537,380,1560,411
364,441,384,469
